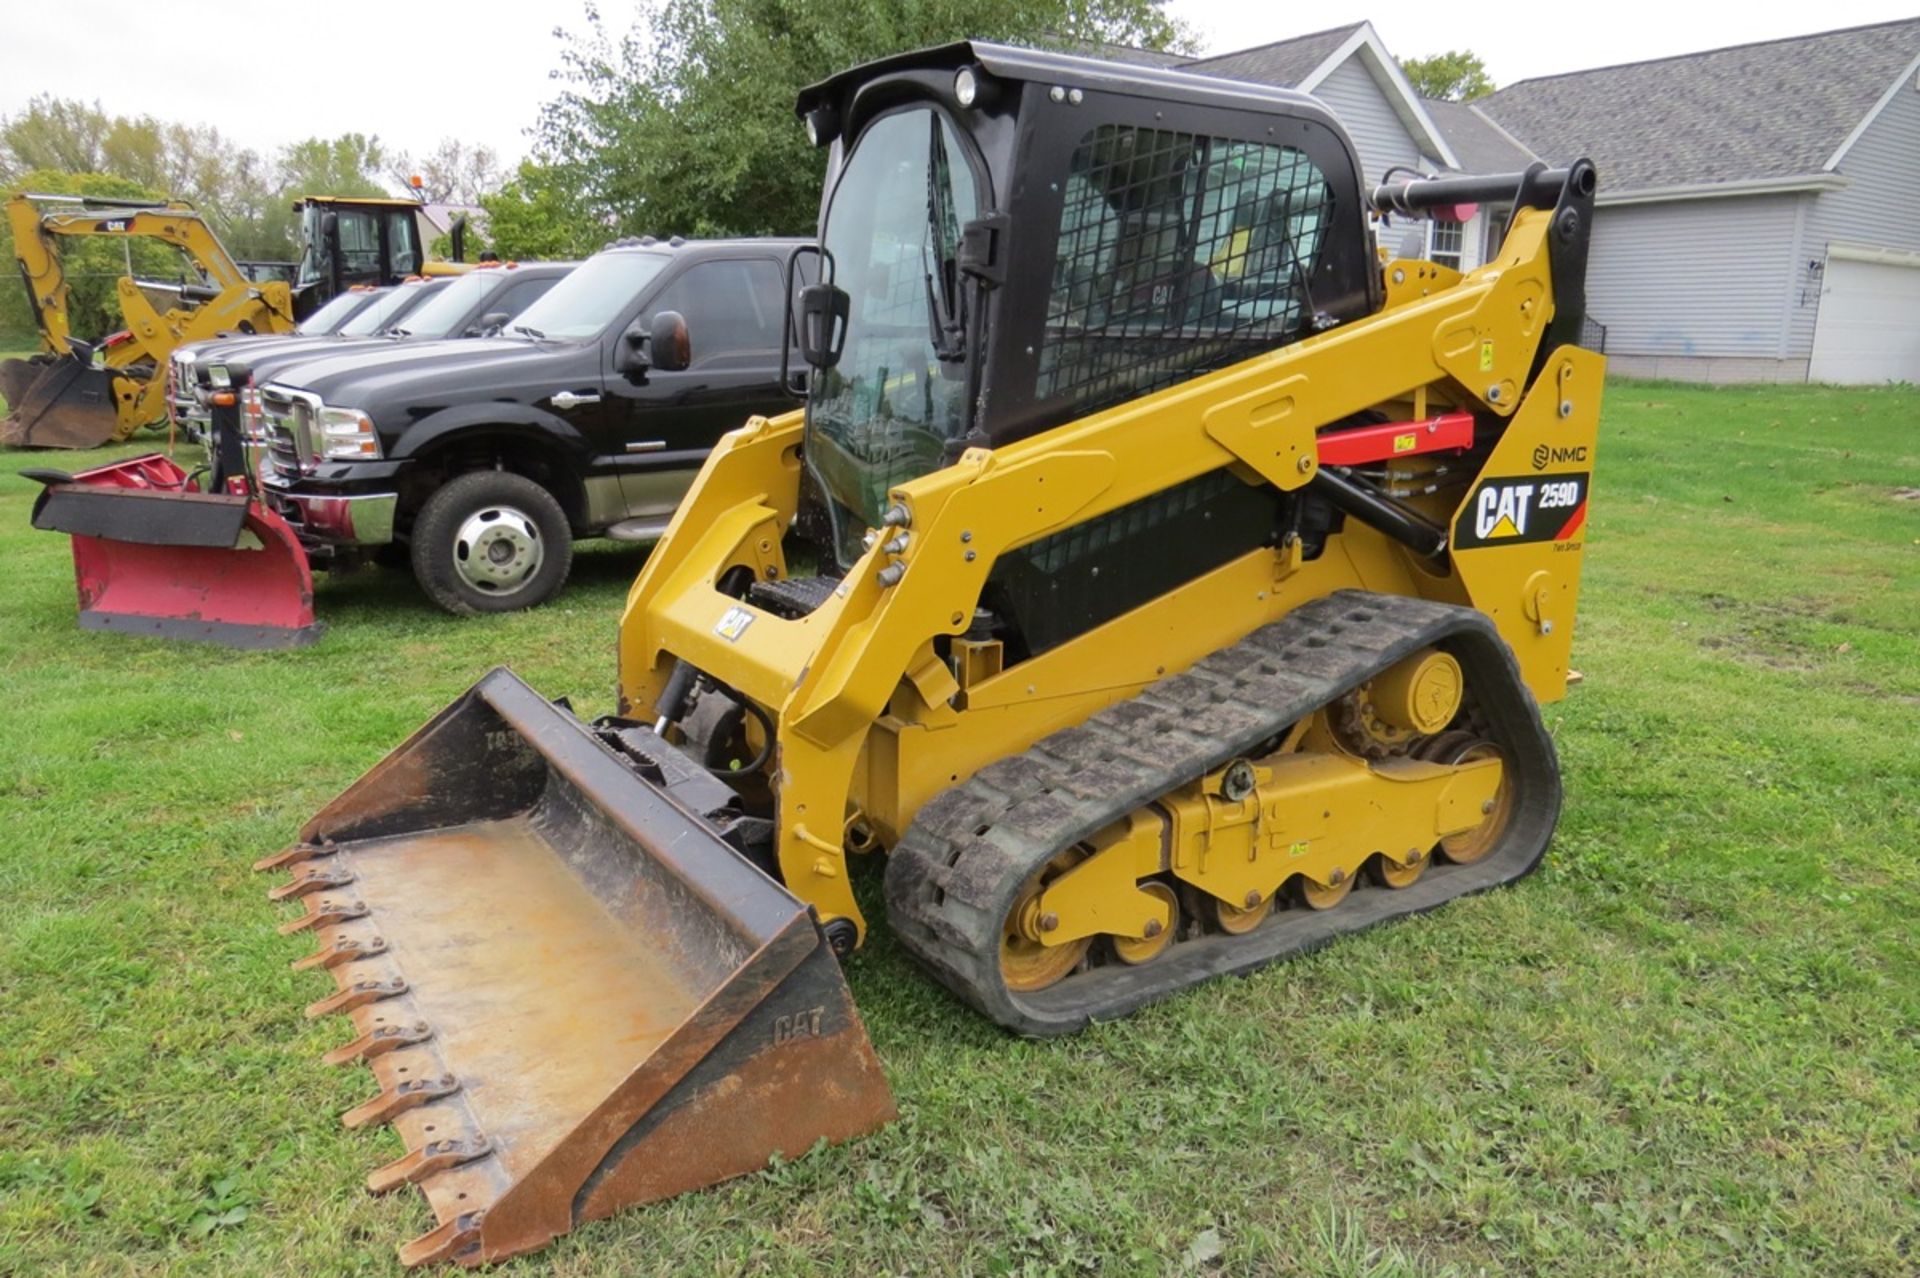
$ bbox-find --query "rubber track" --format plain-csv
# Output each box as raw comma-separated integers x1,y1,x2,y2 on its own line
882,589,1562,1036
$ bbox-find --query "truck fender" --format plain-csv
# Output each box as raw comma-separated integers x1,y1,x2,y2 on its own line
389,403,595,466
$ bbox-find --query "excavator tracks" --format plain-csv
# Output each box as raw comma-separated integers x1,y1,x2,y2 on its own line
883,590,1562,1037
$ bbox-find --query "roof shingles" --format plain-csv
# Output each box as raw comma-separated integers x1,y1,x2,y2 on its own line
1478,18,1920,191
1182,24,1362,88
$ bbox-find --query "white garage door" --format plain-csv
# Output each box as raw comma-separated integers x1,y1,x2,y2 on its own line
1809,248,1920,384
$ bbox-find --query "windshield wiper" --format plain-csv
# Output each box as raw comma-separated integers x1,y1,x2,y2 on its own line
922,115,966,363
511,323,547,340
385,327,411,338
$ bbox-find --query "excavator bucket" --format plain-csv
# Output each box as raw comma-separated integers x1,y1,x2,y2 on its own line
26,453,324,648
260,668,896,1267
0,354,122,449
0,354,43,413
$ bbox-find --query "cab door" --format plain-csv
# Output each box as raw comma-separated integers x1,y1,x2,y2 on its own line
603,255,796,522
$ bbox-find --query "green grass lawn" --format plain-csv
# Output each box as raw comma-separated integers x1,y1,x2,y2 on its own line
1,381,1916,1276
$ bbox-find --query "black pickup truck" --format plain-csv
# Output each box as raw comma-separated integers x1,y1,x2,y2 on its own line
245,237,805,613
172,263,573,440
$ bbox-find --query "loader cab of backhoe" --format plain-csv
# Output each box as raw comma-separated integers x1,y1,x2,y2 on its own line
291,198,428,319
790,42,1382,567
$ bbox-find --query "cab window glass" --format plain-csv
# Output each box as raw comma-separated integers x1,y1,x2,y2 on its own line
493,276,558,320
645,259,786,370
1040,126,1332,416
336,210,382,279
387,210,420,275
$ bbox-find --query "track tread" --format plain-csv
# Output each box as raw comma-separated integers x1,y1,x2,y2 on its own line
882,590,1562,1037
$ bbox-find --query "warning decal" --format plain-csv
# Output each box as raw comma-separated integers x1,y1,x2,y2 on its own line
1452,473,1589,550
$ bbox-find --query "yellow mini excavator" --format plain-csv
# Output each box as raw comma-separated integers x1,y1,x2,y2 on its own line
262,42,1602,1266
2,191,462,449
0,193,298,447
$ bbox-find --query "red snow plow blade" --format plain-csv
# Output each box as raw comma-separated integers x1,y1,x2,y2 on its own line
25,453,324,648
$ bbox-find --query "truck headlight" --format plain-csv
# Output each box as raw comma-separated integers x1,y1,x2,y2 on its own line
316,405,381,459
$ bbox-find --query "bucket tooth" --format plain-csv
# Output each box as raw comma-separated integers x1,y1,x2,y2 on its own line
322,1020,432,1067
292,935,388,972
254,841,334,873
268,864,355,901
368,1137,493,1195
278,898,368,935
306,978,408,1019
344,1074,461,1130
397,1213,485,1268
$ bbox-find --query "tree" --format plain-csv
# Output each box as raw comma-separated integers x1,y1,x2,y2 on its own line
532,0,1196,242
1399,50,1495,102
0,170,176,341
480,161,605,260
391,138,505,207
276,133,391,199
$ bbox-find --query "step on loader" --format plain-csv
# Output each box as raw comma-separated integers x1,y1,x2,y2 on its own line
262,42,1603,1266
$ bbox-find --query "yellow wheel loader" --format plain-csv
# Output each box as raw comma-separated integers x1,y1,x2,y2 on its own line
263,42,1603,1266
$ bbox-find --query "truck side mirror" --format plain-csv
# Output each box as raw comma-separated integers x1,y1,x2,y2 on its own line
797,282,849,370
615,311,691,376
470,310,510,337
321,211,339,240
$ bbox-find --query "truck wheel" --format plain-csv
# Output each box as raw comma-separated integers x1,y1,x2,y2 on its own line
409,470,573,615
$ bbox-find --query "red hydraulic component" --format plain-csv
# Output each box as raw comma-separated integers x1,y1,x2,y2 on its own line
24,452,324,649
1317,411,1475,466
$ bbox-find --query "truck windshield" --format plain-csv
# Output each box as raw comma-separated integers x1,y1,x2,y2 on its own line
387,270,497,338
338,282,443,336
295,290,376,335
507,252,667,340
806,107,979,540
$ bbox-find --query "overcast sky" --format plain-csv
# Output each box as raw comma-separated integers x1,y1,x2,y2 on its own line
2,0,1914,176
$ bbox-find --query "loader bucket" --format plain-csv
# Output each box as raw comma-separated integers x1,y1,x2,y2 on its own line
0,355,121,449
27,454,324,648
260,668,896,1267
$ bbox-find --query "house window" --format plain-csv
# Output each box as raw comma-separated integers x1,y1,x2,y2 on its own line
1429,217,1464,270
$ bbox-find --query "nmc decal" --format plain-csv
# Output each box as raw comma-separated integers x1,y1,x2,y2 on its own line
1452,473,1589,550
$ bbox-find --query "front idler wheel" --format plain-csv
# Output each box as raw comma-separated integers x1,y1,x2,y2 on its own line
999,850,1090,993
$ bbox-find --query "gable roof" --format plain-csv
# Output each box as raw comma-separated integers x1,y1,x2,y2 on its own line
1422,98,1534,173
1479,17,1920,194
1184,22,1459,169
1182,24,1363,86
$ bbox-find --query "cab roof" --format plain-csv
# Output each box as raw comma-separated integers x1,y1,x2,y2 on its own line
797,39,1336,123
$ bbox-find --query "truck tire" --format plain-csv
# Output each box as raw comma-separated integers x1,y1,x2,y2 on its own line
409,470,573,615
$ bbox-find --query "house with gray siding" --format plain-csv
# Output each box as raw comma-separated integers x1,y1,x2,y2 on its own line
1473,18,1920,383
1106,18,1920,384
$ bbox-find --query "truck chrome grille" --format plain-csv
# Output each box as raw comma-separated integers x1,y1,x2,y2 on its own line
259,385,318,477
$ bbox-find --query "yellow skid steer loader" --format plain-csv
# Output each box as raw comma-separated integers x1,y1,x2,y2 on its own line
263,42,1602,1266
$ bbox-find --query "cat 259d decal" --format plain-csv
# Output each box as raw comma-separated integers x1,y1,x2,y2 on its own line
1452,473,1589,550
